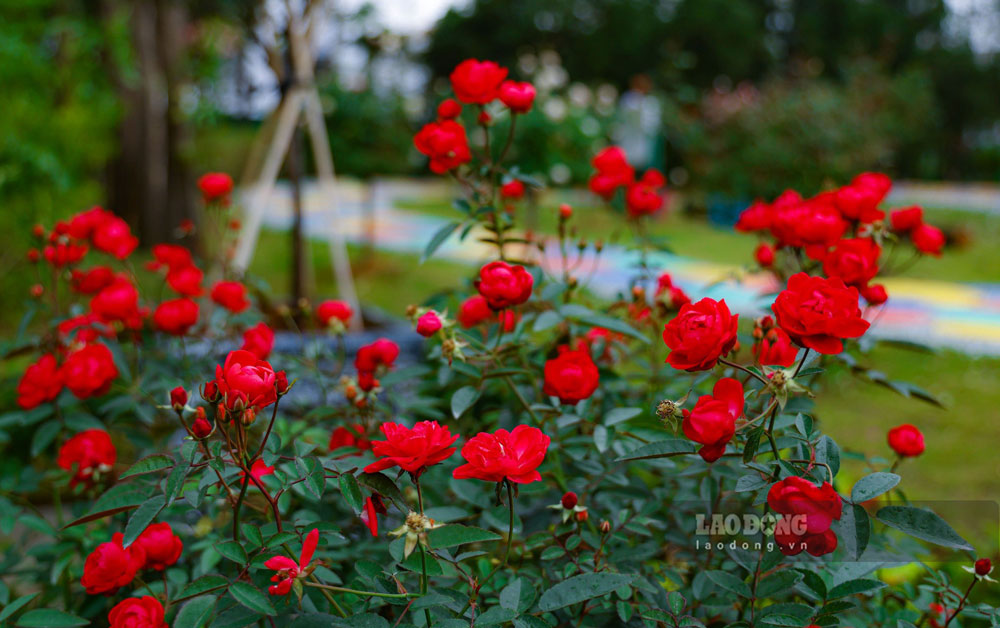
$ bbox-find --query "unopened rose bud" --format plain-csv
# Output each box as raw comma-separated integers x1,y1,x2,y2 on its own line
416,311,442,337
201,380,219,403
561,491,578,509
405,304,418,318
26,249,39,263
559,203,573,219
600,519,611,534
976,558,993,576
478,111,492,125
275,370,290,396
344,385,357,401
752,327,764,340
241,407,256,426
170,386,187,412
575,510,589,522
191,409,213,439
760,316,774,330
754,243,775,267
216,403,226,422
30,284,43,298
32,224,45,239
355,397,367,409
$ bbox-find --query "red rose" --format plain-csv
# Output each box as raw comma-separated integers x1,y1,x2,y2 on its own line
769,193,847,253
241,322,275,359
43,241,88,267
975,558,993,576
148,244,193,273
414,120,472,174
153,298,199,336
211,281,250,313
316,299,353,327
71,266,115,294
772,273,870,354
92,216,138,259
58,429,116,485
476,260,533,310
833,181,886,222
198,172,234,204
499,80,536,113
861,283,889,305
329,424,371,454
437,98,462,119
191,411,213,439
416,311,442,337
588,146,634,200
754,327,798,367
625,182,664,217
354,338,399,372
912,223,945,256
170,387,187,411
561,492,579,509
754,243,775,267
887,423,924,457
453,425,550,484
822,238,881,288
242,459,275,486
774,527,838,557
735,199,775,232
543,345,600,405
17,354,63,409
662,298,739,371
68,207,113,240
108,596,167,628
450,59,508,104
214,349,277,410
365,421,459,475
63,343,119,399
81,532,144,595
852,171,892,197
500,179,526,199
767,476,842,535
655,273,691,309
458,295,492,328
58,314,110,344
166,265,204,296
90,278,140,324
134,522,183,571
890,206,923,232
265,528,318,596
682,377,744,462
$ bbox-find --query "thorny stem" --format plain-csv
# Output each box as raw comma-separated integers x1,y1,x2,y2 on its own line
718,357,769,386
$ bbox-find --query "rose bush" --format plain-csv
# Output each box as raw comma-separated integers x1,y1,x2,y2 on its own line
0,57,997,628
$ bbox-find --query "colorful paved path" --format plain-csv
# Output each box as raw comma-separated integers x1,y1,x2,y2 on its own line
247,179,1000,355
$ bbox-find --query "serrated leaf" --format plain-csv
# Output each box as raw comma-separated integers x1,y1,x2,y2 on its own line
827,578,886,599
615,439,696,461
228,581,276,616
177,575,229,601
338,473,364,514
451,386,480,419
173,595,217,628
876,505,974,550
0,593,38,623
119,454,174,479
604,407,642,426
214,540,248,565
851,472,900,503
15,609,88,627
122,495,166,548
297,457,326,501
538,573,634,611
30,420,60,457
427,524,502,549
421,221,460,263
704,570,752,598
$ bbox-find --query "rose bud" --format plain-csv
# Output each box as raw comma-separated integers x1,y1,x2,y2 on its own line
275,370,290,396
201,380,219,403
477,110,492,125
575,510,589,522
191,409,213,439
241,407,256,426
32,224,46,238
887,423,925,458
30,284,44,298
561,492,578,510
27,248,40,263
861,284,889,306
437,98,462,120
976,558,993,576
416,311,443,337
170,387,187,412
499,80,536,113
754,243,775,267
600,520,611,534
559,203,573,219
344,384,357,401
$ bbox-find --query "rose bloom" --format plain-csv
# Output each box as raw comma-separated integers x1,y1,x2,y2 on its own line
543,345,600,405
450,58,508,104
241,322,275,359
655,273,691,310
329,424,371,454
71,266,115,295
769,194,848,256
316,299,353,327
63,343,119,399
148,244,193,273
853,171,892,198
912,223,945,256
92,215,139,259
499,80,536,112
861,283,889,306
682,377,744,462
768,476,843,557
134,522,183,571
58,429,116,485
588,146,635,199
416,311,443,337
153,298,199,336
354,338,399,372
108,596,168,628
211,280,250,313
833,181,887,223
772,273,870,354
68,206,112,240
890,205,924,232
90,277,140,323
165,265,204,296
476,260,534,310
215,349,277,410
413,120,472,174
364,421,459,475
662,298,739,371
43,241,89,267
754,327,798,367
58,313,110,344
822,238,881,288
500,179,526,199
453,425,550,484
458,295,492,328
754,243,775,267
17,354,63,409
437,98,462,119
888,423,925,457
242,459,275,487
81,532,145,595
198,172,234,204
625,182,664,217
735,199,776,232
265,528,318,596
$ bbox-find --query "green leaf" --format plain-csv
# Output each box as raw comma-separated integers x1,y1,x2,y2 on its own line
173,595,218,628
228,581,276,616
357,472,405,506
835,503,871,561
743,426,764,462
827,579,886,599
615,439,696,462
122,495,166,548
757,570,804,598
876,505,974,551
297,457,326,501
338,473,364,514
604,407,642,426
667,591,686,614
421,221,460,263
537,573,634,611
0,593,38,623
451,386,480,419
30,420,60,457
177,575,229,601
214,540,248,565
566,309,648,343
815,435,840,477
704,570,752,598
15,609,88,627
851,472,900,503
499,578,523,611
119,454,174,479
427,524,502,549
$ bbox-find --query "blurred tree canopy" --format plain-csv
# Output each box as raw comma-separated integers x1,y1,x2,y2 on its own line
425,0,1000,191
